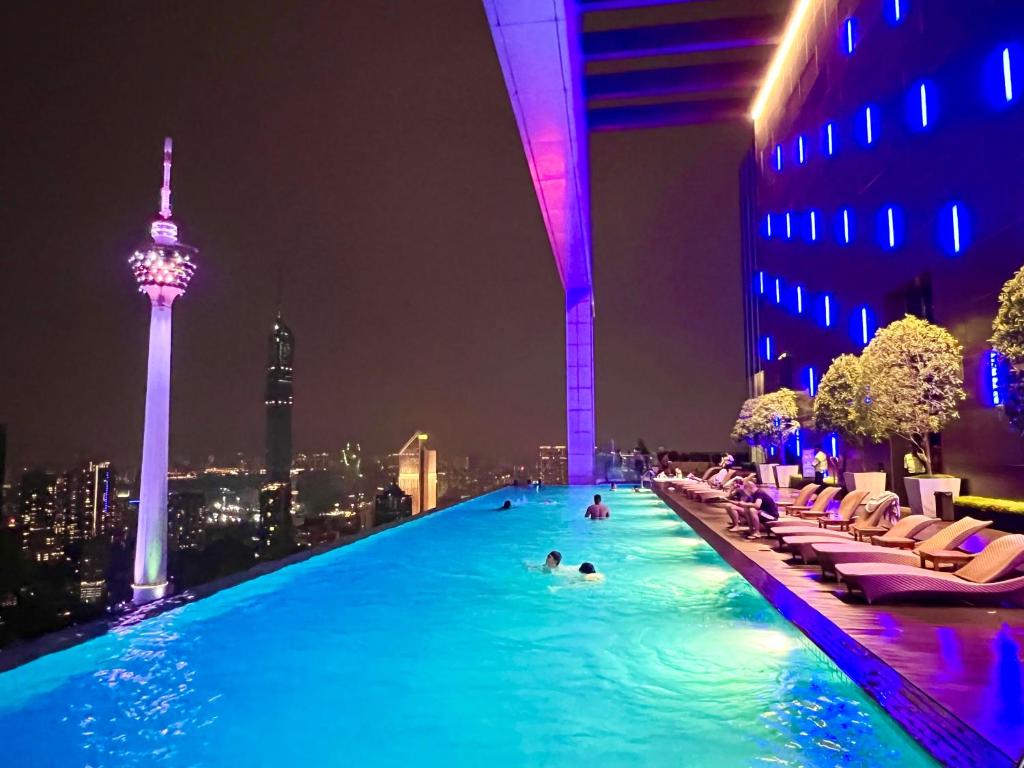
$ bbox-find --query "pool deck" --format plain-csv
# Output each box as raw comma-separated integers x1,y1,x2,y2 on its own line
655,485,1024,768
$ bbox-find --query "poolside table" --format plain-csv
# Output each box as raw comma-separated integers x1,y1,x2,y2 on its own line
918,549,974,571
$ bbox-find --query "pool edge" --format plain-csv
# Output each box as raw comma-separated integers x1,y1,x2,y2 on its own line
654,487,1017,768
0,488,505,675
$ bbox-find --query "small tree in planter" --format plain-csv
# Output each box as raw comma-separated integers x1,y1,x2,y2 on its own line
814,354,868,441
730,398,758,446
991,264,1024,363
990,265,1024,435
861,315,966,475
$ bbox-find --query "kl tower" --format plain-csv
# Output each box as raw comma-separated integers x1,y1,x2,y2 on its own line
129,138,198,604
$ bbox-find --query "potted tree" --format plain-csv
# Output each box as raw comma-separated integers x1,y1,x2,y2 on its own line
813,354,885,494
732,391,802,485
861,315,966,517
731,398,776,483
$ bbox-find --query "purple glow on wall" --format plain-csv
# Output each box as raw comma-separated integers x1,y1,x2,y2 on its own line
131,138,198,603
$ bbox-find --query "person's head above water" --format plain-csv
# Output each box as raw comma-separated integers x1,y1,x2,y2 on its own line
593,494,602,504
545,551,562,568
501,500,512,509
579,562,596,575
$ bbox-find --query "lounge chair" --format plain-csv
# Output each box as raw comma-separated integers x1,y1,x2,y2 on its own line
781,504,925,565
775,492,901,561
773,490,869,542
765,486,841,531
836,534,1024,604
775,482,818,514
817,516,992,580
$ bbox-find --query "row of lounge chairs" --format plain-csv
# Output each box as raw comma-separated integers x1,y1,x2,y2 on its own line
678,471,1024,605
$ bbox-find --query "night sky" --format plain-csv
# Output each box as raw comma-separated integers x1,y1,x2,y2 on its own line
1,2,748,473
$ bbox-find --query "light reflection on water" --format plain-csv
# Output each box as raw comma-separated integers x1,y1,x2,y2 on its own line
0,487,936,767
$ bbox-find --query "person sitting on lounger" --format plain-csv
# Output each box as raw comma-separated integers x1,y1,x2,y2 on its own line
736,479,779,539
585,494,610,519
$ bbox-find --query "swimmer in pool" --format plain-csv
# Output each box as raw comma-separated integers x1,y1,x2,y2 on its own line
497,500,512,510
526,550,564,573
578,562,604,581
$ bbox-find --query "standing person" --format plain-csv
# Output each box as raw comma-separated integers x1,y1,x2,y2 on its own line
813,445,829,484
585,494,610,519
903,449,926,476
635,439,651,474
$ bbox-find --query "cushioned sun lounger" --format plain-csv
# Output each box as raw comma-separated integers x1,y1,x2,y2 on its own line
772,490,869,542
783,511,932,564
836,534,1024,604
816,516,991,579
766,486,840,530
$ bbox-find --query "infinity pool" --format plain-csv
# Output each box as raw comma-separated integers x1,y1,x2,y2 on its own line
0,487,935,766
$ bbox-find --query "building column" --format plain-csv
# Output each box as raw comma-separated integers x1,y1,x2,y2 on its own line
566,289,595,484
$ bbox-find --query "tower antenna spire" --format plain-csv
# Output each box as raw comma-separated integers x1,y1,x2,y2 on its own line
160,137,173,220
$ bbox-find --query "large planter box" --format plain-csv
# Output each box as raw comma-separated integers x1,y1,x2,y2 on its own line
952,505,1024,534
757,463,779,485
844,471,887,497
774,465,800,488
904,476,962,518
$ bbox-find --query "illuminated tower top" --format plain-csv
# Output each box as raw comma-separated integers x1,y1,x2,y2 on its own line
128,137,198,302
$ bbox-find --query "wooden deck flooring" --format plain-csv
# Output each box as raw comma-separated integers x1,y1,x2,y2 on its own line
655,485,1024,768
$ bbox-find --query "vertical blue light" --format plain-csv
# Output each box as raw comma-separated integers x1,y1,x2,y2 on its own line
825,122,835,156
796,285,803,314
795,429,801,457
775,143,783,171
865,106,875,144
758,271,765,295
808,366,816,396
843,18,856,55
835,207,853,245
878,205,905,250
952,204,961,254
885,0,904,24
987,350,1009,407
774,277,781,304
861,307,870,345
766,213,773,237
830,434,839,458
785,212,792,239
810,210,818,241
843,209,851,243
798,135,806,164
1005,47,1014,102
762,336,773,361
939,201,970,256
824,295,832,328
920,83,929,127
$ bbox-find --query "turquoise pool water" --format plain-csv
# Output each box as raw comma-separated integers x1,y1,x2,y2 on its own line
0,487,935,767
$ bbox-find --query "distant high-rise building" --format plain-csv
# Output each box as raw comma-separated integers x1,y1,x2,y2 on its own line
0,423,7,509
538,445,568,484
262,313,294,552
396,432,437,515
17,470,61,563
265,313,294,482
168,491,205,551
129,137,198,604
58,461,115,546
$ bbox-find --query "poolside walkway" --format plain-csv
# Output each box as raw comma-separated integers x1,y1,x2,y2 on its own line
655,485,1024,768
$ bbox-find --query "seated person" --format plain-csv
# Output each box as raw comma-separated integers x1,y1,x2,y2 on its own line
734,479,779,539
585,494,610,519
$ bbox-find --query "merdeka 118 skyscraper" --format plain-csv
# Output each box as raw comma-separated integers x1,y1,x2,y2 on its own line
129,138,197,604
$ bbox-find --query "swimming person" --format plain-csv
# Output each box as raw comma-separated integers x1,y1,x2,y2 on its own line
578,562,604,581
497,500,512,510
584,494,610,519
545,551,562,569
